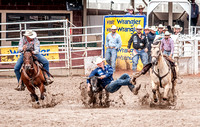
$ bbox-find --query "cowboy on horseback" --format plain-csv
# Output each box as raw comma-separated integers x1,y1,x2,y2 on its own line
14,30,53,91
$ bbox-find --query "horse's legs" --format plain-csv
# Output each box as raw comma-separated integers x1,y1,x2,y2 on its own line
157,86,162,105
163,83,171,101
152,81,158,103
39,83,45,100
26,85,39,104
98,91,103,106
171,81,176,102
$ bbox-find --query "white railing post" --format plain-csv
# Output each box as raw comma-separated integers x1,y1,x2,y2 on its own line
85,28,87,58
194,37,198,74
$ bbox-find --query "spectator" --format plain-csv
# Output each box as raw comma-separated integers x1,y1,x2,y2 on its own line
125,6,134,15
147,26,157,63
160,31,174,58
105,25,122,72
191,0,199,26
136,5,146,17
172,24,183,35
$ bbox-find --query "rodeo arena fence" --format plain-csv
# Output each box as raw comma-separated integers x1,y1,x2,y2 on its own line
0,19,103,76
0,19,199,75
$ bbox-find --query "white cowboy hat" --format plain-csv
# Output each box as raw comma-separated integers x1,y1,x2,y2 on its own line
172,24,183,31
136,25,143,30
126,5,134,10
136,4,145,10
163,26,168,31
23,30,37,39
150,26,157,31
158,24,164,28
164,31,171,36
144,26,150,30
94,57,105,65
111,25,117,30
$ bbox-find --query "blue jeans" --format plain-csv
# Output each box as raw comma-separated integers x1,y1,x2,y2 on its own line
105,73,134,93
105,48,117,72
132,49,148,70
14,54,49,82
163,50,171,56
147,51,151,64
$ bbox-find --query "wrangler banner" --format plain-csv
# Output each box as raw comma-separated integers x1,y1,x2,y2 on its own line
103,15,146,70
0,45,59,62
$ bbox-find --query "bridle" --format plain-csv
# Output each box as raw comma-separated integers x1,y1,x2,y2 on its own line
151,48,170,88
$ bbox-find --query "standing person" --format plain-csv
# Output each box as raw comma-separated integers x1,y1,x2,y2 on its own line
172,24,183,35
14,30,53,91
125,6,134,15
105,25,122,72
147,26,157,63
156,24,164,35
160,31,174,58
163,26,168,34
144,26,150,35
191,0,199,26
136,4,146,17
127,25,148,72
87,57,141,94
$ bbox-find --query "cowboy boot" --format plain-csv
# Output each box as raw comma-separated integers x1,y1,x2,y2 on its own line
132,84,141,95
14,79,25,91
44,72,53,86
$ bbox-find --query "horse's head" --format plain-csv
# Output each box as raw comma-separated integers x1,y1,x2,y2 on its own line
151,40,162,65
90,76,99,92
23,49,34,71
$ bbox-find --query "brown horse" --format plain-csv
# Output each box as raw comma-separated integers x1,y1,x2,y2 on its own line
21,49,46,104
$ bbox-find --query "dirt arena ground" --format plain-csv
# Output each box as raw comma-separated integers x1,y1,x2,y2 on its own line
0,71,200,127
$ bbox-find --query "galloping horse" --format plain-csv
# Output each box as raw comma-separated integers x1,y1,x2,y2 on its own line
21,49,46,104
150,42,177,104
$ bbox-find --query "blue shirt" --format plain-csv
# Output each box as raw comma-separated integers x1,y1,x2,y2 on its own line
191,3,199,18
87,65,114,88
106,33,122,50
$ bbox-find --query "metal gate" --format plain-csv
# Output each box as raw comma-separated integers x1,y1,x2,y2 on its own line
68,25,103,69
0,20,103,76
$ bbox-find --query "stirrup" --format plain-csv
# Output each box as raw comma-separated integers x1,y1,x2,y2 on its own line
44,78,53,86
14,83,25,91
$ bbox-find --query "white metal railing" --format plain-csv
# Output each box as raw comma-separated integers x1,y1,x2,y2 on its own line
68,25,103,68
0,20,104,74
0,19,70,72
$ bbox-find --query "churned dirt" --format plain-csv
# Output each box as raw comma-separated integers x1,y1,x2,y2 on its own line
0,71,200,127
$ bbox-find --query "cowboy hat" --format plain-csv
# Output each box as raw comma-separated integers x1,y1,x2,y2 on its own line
111,25,117,30
150,26,157,31
126,5,134,10
144,26,150,30
94,57,105,65
136,25,143,30
172,24,183,31
136,4,145,10
23,30,37,39
158,24,164,28
164,31,171,36
163,26,168,31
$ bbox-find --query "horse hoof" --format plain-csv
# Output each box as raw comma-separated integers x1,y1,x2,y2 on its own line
41,96,45,100
36,101,40,105
154,98,158,103
163,98,168,101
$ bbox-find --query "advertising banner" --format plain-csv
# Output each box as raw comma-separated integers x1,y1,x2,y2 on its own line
104,15,146,70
